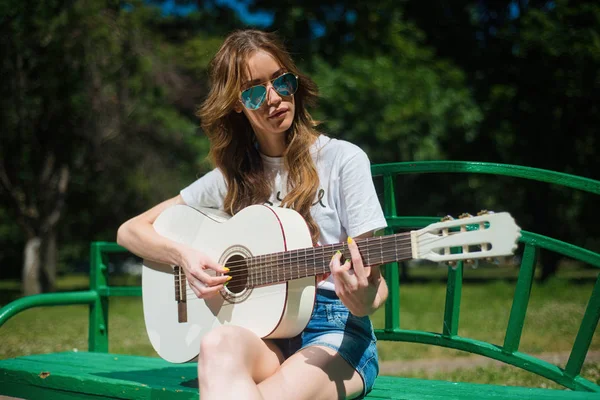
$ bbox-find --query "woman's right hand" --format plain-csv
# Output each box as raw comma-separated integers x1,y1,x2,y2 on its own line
117,194,231,299
178,245,231,299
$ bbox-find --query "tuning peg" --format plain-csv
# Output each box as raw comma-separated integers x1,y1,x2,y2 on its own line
447,261,457,268
477,210,495,216
441,215,454,222
466,259,475,265
459,213,472,219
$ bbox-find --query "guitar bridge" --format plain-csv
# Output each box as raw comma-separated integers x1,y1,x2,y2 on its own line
174,266,187,323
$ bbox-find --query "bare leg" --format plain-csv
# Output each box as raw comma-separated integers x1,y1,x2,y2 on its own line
197,325,284,400
258,345,365,400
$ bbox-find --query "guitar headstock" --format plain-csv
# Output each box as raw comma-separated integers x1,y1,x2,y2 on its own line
411,211,521,263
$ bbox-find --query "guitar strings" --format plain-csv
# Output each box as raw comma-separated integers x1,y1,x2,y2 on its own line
178,230,481,288
178,229,480,278
197,233,413,272
182,248,419,297
177,234,414,284
179,232,482,296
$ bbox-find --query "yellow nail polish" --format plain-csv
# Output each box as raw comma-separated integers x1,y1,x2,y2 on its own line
223,267,230,272
345,259,351,264
347,237,354,244
226,276,232,282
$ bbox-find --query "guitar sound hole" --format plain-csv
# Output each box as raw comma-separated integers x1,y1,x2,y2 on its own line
225,254,248,294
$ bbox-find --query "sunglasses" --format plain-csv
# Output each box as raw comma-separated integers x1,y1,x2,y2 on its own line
240,72,298,110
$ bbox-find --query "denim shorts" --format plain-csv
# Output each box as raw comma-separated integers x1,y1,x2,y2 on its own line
272,289,379,399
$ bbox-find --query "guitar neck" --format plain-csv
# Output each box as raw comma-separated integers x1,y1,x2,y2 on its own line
248,232,414,287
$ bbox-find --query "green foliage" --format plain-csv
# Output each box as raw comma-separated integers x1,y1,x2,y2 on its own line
0,0,598,281
311,19,481,162
0,0,220,275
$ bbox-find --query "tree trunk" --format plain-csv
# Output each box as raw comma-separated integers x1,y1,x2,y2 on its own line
22,237,42,295
41,230,57,293
21,229,57,296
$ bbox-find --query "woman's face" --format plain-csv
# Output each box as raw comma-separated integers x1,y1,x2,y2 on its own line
236,50,295,153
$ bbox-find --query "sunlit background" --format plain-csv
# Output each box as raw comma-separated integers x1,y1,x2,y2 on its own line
1,0,599,387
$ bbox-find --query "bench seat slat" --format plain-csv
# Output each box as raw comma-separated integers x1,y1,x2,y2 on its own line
371,376,600,399
2,352,599,399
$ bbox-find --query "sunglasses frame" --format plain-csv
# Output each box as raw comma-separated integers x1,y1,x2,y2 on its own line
239,72,299,110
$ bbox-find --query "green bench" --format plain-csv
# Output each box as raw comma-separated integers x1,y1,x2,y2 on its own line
1,161,599,399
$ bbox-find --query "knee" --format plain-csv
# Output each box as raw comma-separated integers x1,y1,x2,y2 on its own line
198,326,243,371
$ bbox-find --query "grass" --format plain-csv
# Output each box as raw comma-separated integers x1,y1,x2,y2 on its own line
370,277,600,361
1,265,599,389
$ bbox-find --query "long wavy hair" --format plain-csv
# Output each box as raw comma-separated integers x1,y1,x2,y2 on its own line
198,30,321,244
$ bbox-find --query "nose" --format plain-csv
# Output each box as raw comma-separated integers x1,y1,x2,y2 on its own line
265,84,282,107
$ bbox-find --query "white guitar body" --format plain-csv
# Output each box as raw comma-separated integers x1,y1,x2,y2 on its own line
142,205,316,364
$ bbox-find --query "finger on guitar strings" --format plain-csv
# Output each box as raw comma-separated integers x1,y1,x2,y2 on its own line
202,257,230,274
193,281,225,299
347,236,370,282
199,272,232,287
329,250,350,274
188,265,230,288
329,252,356,293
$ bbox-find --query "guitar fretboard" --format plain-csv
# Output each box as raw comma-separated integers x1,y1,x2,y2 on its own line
246,233,414,287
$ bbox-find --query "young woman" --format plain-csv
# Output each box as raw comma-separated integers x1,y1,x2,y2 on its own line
117,29,388,400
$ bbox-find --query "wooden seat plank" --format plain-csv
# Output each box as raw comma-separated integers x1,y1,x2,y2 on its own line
2,352,599,399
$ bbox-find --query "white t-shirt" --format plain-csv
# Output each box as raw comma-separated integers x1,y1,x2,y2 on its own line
180,135,388,290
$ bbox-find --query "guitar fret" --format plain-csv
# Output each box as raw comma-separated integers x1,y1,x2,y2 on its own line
315,247,319,276
256,256,260,287
259,255,264,286
289,251,292,281
394,234,398,264
291,250,295,281
261,255,265,286
275,253,278,284
290,250,295,280
296,250,300,280
277,252,280,283
256,255,260,287
259,256,263,286
248,257,252,288
280,252,285,282
295,249,300,280
257,256,262,286
285,250,290,281
304,248,308,279
263,255,268,286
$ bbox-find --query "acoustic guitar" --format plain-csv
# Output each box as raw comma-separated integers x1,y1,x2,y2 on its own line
142,204,521,363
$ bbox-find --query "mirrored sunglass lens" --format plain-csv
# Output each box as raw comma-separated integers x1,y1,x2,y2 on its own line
242,86,267,109
273,73,298,96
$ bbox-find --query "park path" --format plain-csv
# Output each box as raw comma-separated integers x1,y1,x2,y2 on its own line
379,350,600,375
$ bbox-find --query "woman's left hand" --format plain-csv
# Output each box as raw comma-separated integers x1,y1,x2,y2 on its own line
329,237,382,317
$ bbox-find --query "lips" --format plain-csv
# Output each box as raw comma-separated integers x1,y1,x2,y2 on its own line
268,108,288,119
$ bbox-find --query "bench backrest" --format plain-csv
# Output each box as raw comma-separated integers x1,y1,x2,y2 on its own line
372,161,600,392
